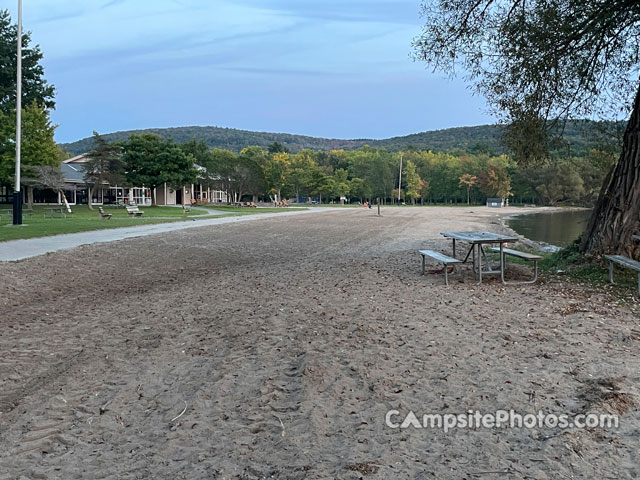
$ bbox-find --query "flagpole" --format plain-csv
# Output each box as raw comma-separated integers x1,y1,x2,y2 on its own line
13,0,23,225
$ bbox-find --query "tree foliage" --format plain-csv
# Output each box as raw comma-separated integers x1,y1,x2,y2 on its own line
412,0,640,163
0,9,55,114
60,121,623,158
121,134,197,204
0,101,58,183
83,134,612,207
84,132,124,209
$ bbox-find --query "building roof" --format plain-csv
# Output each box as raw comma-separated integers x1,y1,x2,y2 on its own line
61,162,86,182
63,154,88,164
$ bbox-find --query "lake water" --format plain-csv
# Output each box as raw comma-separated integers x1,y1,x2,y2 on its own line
506,209,592,247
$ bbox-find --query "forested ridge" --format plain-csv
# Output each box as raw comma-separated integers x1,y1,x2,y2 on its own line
61,120,623,156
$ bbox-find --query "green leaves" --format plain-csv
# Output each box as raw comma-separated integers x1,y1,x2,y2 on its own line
0,9,55,114
0,10,56,185
84,131,124,187
413,0,640,160
0,101,58,184
122,134,197,197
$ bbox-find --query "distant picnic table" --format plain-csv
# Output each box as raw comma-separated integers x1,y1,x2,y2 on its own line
440,231,519,284
45,207,66,218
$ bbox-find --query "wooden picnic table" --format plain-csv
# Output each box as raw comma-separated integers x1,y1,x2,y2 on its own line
440,231,519,284
45,207,66,218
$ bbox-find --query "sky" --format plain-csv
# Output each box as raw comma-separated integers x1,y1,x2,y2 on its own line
6,0,494,144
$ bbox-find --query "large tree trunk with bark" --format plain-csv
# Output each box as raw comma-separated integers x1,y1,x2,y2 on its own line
88,185,94,210
27,186,34,210
580,84,640,258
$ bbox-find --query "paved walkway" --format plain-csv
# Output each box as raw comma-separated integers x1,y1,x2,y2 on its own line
0,208,337,262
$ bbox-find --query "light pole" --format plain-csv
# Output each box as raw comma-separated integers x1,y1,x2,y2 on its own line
13,0,23,225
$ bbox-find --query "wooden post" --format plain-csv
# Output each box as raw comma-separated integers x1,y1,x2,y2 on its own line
377,198,381,216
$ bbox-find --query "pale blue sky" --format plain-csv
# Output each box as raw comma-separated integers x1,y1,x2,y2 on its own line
7,0,494,143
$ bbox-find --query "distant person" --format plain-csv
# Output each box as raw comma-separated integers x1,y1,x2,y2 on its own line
363,201,368,208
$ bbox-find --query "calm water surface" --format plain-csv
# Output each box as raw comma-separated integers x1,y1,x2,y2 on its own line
506,209,592,247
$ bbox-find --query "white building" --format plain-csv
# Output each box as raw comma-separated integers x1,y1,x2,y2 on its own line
52,155,227,206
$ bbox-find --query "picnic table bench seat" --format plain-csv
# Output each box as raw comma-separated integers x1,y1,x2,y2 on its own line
489,247,542,284
126,205,144,217
419,249,461,286
604,254,640,295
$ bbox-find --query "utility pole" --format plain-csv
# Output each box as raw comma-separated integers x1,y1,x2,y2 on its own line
397,153,403,204
13,0,23,225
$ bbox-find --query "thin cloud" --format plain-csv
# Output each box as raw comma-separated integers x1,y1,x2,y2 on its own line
228,0,420,26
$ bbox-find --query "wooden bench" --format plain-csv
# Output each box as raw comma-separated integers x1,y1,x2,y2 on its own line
98,207,112,220
419,250,461,286
604,255,640,295
489,247,542,284
126,205,144,217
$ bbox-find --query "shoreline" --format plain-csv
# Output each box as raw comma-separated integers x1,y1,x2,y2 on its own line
499,206,592,252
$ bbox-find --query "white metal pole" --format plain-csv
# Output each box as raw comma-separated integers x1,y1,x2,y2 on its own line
398,154,402,203
15,0,22,192
13,0,22,225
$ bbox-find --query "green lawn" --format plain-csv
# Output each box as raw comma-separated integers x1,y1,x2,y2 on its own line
0,205,205,242
0,204,307,242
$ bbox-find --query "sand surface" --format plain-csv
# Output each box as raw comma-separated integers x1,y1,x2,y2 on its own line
0,206,638,479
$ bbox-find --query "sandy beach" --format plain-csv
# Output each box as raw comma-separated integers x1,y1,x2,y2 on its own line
0,206,638,479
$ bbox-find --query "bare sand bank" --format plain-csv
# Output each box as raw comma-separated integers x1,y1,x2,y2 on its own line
0,206,638,479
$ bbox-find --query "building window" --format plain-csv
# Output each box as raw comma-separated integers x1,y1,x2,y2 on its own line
0,185,12,204
33,188,59,204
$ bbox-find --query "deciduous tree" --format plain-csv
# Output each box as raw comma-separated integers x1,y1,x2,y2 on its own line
0,102,58,207
413,0,640,256
404,160,422,204
122,134,197,205
459,173,478,205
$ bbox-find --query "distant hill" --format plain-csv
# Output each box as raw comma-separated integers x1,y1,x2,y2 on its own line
61,121,624,156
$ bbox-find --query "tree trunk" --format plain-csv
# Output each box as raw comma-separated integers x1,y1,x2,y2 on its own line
580,83,640,258
88,185,94,210
27,186,34,210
